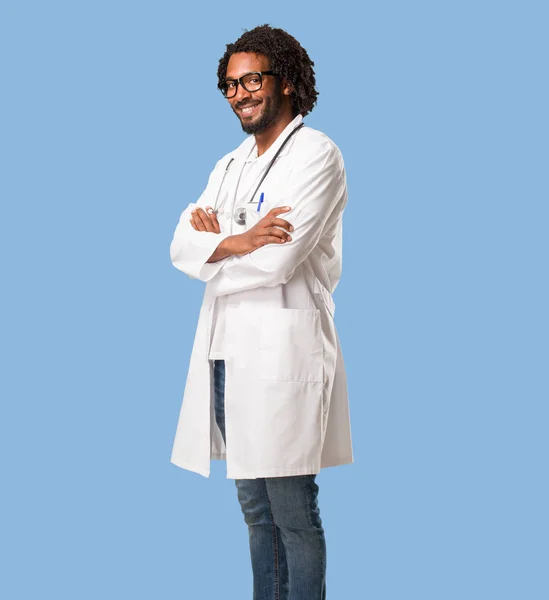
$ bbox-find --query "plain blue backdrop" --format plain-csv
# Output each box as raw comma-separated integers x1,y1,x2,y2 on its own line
1,1,547,598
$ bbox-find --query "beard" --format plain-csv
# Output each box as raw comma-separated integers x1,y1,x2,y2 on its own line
235,85,283,135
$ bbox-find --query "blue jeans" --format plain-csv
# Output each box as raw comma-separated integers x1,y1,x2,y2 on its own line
213,359,327,600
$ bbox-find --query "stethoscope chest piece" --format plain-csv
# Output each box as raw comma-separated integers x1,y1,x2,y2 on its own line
234,206,248,226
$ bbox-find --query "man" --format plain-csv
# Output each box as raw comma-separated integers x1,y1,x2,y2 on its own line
169,24,353,599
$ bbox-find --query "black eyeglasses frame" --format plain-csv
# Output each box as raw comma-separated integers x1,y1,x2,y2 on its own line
218,71,278,98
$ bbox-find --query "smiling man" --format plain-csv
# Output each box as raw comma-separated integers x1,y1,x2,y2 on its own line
169,24,353,599
230,60,286,136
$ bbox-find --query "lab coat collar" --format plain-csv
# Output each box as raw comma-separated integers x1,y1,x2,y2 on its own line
231,113,304,164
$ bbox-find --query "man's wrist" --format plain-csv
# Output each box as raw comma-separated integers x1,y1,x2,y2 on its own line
206,235,238,263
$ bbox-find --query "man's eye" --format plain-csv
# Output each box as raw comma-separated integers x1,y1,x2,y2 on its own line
226,81,236,88
248,77,260,84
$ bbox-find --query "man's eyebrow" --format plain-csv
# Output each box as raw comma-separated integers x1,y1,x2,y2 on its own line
225,71,254,81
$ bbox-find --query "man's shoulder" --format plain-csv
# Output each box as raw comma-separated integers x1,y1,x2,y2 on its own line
300,124,338,146
294,124,345,166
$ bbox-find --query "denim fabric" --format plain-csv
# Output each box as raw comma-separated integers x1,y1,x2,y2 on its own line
213,359,327,600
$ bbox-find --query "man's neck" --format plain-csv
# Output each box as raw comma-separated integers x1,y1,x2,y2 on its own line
254,113,296,157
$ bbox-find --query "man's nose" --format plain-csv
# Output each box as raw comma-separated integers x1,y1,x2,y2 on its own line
234,82,252,103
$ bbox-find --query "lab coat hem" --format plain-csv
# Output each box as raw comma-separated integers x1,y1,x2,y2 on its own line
170,458,210,478
320,455,355,469
212,454,355,470
226,465,320,479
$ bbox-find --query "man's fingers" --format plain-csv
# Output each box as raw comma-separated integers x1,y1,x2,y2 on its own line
190,207,222,234
194,208,216,232
206,207,221,233
268,206,292,217
191,211,207,231
264,225,292,242
271,217,294,232
261,235,289,246
194,208,212,230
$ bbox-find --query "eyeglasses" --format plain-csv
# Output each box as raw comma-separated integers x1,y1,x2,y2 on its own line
218,71,278,98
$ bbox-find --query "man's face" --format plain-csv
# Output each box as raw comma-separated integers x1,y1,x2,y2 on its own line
225,52,284,135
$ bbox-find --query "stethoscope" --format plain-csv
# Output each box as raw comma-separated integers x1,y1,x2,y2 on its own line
210,122,304,226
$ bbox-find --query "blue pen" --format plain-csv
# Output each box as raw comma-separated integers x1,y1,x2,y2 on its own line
257,192,264,212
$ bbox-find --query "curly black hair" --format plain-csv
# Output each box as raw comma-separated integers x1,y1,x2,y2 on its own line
217,24,318,117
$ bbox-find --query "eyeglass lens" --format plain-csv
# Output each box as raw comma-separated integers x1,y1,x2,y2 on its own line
223,73,263,98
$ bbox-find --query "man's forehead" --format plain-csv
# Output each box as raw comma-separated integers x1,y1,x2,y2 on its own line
226,52,269,79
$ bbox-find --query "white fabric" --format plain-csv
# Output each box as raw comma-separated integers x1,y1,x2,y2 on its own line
208,124,282,358
169,114,354,479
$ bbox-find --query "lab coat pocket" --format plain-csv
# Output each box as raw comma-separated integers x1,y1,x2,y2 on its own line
259,308,323,382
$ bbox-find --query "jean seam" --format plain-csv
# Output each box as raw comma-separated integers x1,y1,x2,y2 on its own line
304,475,325,585
303,476,314,528
265,488,280,600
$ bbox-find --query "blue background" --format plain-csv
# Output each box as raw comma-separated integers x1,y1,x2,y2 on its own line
1,1,547,598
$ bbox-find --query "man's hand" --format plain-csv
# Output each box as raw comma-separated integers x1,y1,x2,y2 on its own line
205,206,294,263
229,206,294,256
189,206,221,233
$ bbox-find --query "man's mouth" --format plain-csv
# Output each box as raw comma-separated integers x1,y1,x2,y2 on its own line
239,102,261,117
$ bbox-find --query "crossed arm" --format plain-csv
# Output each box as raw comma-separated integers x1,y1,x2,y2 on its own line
188,205,294,262
170,141,346,297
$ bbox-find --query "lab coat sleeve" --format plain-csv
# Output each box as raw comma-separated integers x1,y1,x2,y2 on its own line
206,140,347,297
169,158,234,281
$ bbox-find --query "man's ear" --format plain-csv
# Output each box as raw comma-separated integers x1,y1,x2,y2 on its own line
282,78,294,96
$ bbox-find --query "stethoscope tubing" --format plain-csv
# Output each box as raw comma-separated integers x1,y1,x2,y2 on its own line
210,122,304,216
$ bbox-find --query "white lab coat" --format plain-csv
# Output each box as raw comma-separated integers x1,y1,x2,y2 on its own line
170,114,354,479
